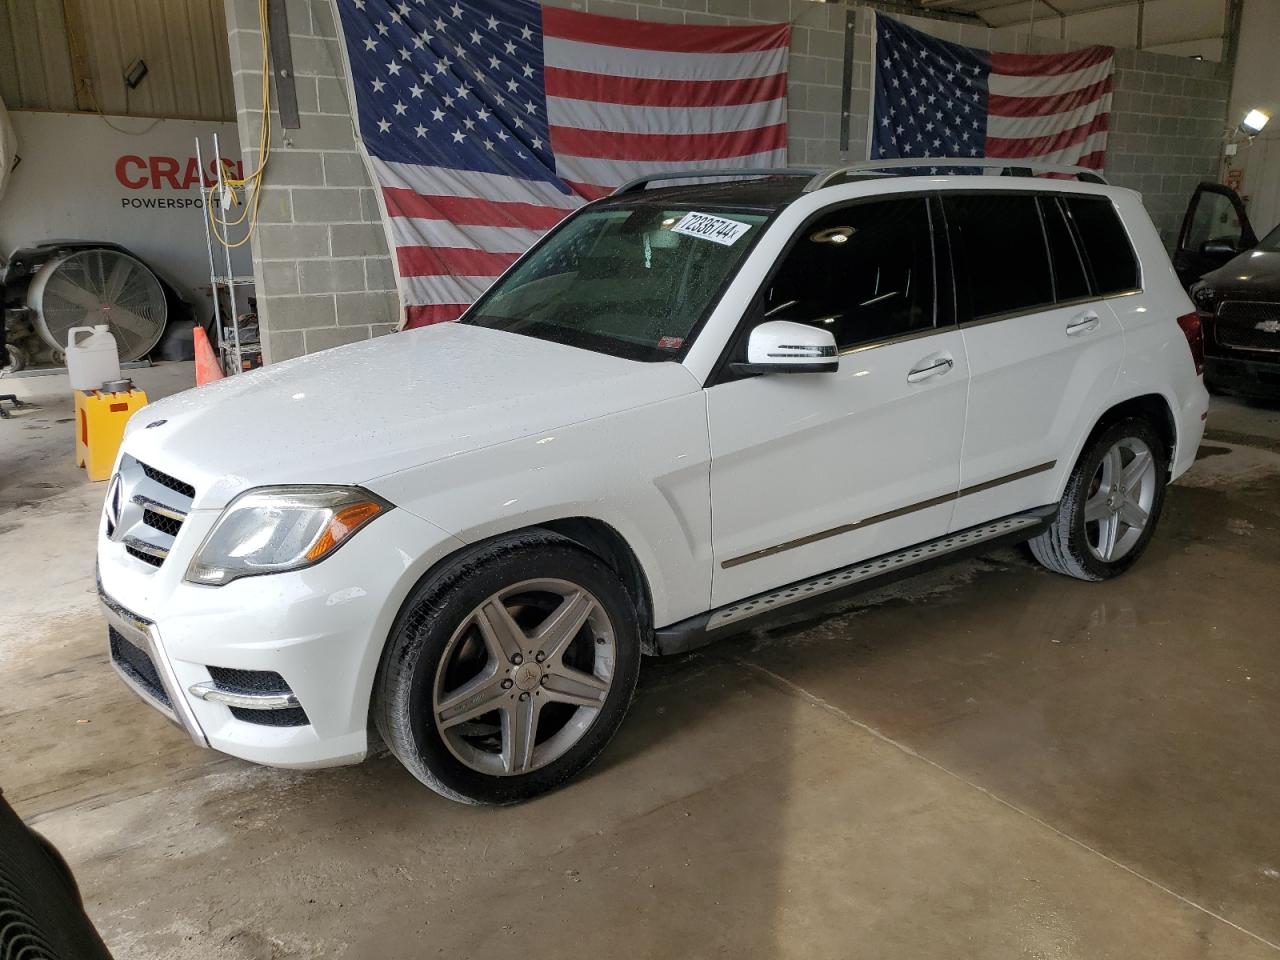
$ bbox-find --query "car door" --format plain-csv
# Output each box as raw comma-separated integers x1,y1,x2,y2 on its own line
705,195,969,608
1174,182,1258,288
947,191,1127,532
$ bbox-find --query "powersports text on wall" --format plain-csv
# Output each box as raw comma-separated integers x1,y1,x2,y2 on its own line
114,155,245,210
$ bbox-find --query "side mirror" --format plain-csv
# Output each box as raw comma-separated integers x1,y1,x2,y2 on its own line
731,320,838,376
1200,238,1239,257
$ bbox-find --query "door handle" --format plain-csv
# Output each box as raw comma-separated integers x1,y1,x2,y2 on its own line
906,356,954,383
1066,312,1101,336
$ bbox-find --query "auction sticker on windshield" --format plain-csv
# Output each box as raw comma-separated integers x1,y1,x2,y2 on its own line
671,212,752,246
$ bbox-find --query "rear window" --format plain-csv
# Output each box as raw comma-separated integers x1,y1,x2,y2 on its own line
943,194,1054,321
1063,196,1140,295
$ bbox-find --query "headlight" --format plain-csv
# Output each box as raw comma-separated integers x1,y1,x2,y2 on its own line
186,486,389,586
1190,282,1216,309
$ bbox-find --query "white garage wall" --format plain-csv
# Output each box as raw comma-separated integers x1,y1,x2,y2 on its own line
1226,0,1280,236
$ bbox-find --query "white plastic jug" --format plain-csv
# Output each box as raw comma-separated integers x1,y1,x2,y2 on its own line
66,325,122,391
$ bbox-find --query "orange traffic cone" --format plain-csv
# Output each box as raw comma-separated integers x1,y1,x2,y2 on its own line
194,324,224,386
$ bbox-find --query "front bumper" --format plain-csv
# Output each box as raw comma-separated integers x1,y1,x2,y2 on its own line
99,499,466,769
1205,355,1280,398
101,584,209,749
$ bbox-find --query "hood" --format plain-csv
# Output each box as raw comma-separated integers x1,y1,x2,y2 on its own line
1201,248,1280,299
124,323,700,509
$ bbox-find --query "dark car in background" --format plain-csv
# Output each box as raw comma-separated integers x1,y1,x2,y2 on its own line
1175,182,1280,399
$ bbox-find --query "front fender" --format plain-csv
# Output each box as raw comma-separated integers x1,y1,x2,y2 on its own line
365,391,713,628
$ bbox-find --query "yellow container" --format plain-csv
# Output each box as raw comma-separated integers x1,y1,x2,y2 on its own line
75,388,149,481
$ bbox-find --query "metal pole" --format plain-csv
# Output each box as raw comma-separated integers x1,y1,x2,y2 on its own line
213,132,243,374
195,137,224,373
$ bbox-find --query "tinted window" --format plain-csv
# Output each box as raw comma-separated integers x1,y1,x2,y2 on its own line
1040,197,1091,302
1064,196,1140,295
943,194,1054,320
754,198,935,351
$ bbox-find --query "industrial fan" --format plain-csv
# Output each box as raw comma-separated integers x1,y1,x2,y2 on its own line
26,248,167,362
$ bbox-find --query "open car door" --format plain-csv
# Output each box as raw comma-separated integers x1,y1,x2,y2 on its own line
1174,181,1258,288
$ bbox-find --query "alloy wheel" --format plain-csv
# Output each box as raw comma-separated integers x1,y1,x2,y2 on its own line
1083,437,1158,562
431,579,616,777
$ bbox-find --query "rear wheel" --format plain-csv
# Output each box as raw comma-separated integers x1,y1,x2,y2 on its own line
1029,417,1167,581
374,532,641,804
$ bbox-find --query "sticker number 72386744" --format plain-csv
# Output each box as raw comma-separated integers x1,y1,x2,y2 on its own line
670,212,752,246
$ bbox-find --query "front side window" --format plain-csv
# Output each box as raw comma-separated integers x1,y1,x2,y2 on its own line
751,197,936,352
944,193,1054,321
463,205,769,362
1065,196,1141,295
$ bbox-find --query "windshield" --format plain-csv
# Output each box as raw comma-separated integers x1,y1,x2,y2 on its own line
1259,223,1280,252
462,205,769,361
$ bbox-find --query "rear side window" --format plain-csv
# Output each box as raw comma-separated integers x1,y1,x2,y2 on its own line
756,197,935,351
943,194,1054,321
1063,196,1140,295
1040,197,1091,302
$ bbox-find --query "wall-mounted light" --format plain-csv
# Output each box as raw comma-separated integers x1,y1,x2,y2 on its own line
1240,109,1270,137
123,58,149,89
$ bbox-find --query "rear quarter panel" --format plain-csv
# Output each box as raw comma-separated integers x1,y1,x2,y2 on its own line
1055,192,1208,492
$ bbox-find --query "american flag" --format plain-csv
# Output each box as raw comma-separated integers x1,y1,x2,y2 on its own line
335,0,789,328
871,14,1113,173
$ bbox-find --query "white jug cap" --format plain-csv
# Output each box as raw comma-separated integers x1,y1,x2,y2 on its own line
94,324,109,333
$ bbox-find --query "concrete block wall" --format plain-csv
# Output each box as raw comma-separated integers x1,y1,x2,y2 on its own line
225,0,401,363
1107,47,1229,248
223,0,1228,362
870,9,1229,248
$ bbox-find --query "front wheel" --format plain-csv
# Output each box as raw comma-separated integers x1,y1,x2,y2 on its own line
374,532,642,804
1029,417,1168,581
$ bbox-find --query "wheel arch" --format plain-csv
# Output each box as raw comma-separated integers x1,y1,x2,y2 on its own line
535,517,656,649
1082,393,1177,472
376,517,658,686
1057,391,1178,502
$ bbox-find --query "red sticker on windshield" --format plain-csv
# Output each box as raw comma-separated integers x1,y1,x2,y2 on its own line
658,336,684,350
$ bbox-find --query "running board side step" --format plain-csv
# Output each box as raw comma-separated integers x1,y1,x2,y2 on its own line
652,507,1056,656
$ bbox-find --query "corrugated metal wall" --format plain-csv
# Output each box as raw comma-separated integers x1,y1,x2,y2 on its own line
0,2,77,111
0,0,234,121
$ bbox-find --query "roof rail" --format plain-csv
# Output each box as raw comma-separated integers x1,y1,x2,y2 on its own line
611,167,822,196
804,158,1108,191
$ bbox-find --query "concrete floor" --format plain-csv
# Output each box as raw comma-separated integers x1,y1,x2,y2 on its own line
2,364,1279,959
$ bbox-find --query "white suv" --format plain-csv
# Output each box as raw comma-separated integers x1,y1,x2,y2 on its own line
98,162,1208,804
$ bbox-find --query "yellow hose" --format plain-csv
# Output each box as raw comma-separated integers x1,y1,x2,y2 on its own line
207,0,272,248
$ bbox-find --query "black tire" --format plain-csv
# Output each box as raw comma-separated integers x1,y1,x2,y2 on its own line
373,531,642,804
1029,416,1168,581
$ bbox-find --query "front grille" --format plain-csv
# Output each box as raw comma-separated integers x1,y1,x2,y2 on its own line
109,456,196,571
142,508,182,537
140,462,196,498
125,545,165,568
1218,300,1280,323
1215,324,1280,353
230,705,310,727
1215,300,1280,355
109,626,171,707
